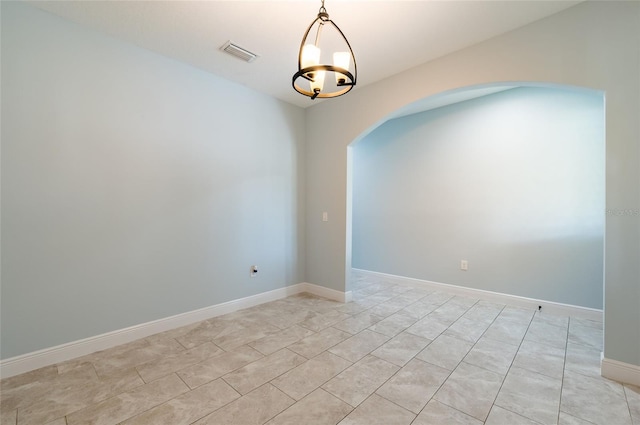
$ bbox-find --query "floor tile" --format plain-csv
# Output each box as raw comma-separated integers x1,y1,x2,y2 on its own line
371,332,431,367
298,310,352,332
561,370,632,425
136,341,224,383
494,366,562,425
416,334,474,371
66,373,189,425
559,411,598,424
265,305,321,325
338,393,415,425
238,301,311,330
524,320,568,349
222,348,307,395
390,292,427,308
287,327,352,359
497,306,535,325
485,405,541,425
93,338,186,377
280,295,342,313
11,367,142,425
442,317,491,344
247,325,315,355
271,351,352,400
569,316,603,330
512,339,566,379
44,419,67,425
328,329,390,363
368,310,418,337
412,400,483,425
266,389,353,425
482,317,530,346
433,361,503,421
352,295,384,308
367,302,404,318
429,303,469,326
322,355,400,407
462,301,504,324
448,296,480,309
568,322,603,350
333,302,370,315
1,363,99,413
564,342,601,378
532,312,569,329
120,379,240,425
333,311,384,334
424,291,454,306
401,300,440,319
357,292,395,305
175,318,241,349
193,384,294,425
1,408,17,425
212,322,282,351
624,384,640,425
0,365,58,392
400,288,433,300
177,345,263,389
376,358,450,414
463,337,518,376
381,295,418,310
406,316,449,340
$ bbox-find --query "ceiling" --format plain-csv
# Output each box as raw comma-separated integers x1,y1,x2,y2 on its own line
29,0,582,109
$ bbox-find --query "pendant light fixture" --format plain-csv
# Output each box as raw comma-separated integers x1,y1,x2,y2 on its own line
292,0,357,100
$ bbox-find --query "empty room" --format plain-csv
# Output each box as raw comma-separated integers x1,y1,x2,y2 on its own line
1,1,639,424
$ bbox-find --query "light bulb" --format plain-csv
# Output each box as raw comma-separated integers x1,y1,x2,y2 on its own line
310,70,326,94
302,44,321,70
333,52,350,84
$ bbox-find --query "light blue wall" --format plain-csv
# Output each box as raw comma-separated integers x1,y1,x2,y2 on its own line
351,87,604,309
0,2,305,359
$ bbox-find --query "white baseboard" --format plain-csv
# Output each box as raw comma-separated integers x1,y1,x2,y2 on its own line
0,282,349,379
601,355,640,386
353,269,603,321
299,282,353,303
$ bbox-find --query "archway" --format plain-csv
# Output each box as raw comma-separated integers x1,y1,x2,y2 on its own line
346,83,605,311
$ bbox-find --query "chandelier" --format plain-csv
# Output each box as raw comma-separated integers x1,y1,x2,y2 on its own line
292,0,357,100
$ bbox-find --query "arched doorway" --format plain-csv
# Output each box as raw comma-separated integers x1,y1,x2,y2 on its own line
346,83,605,311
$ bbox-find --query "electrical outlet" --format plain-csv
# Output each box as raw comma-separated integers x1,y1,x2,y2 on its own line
460,260,468,271
250,265,258,277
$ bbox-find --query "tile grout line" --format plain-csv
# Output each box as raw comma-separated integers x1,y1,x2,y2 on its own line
383,297,503,424
301,291,437,422
622,385,637,425
478,304,538,423
558,315,570,425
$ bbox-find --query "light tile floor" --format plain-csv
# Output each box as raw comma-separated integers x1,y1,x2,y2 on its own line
2,271,639,425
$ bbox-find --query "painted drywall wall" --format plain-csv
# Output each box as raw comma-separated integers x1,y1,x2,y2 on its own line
352,87,604,309
305,1,639,367
0,2,305,359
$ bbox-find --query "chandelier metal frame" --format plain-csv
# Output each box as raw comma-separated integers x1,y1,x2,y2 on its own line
292,1,357,100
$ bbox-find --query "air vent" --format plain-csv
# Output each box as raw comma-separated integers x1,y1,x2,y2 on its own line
221,41,258,63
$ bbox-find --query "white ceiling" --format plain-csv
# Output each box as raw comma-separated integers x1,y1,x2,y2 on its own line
29,0,582,109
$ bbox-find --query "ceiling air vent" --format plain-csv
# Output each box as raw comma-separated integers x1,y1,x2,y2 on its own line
221,41,258,63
